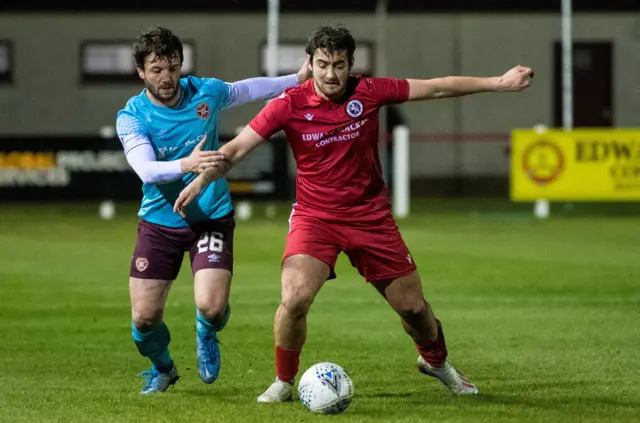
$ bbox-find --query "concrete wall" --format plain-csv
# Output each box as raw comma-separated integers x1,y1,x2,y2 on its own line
1,12,639,176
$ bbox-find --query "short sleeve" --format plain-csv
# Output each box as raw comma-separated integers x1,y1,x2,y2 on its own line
116,111,151,155
366,77,410,106
199,77,234,110
248,93,290,140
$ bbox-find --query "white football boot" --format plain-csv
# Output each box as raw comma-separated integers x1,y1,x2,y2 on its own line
257,377,294,403
417,356,479,395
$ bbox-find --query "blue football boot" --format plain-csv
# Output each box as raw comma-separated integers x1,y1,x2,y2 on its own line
139,365,179,394
196,323,221,384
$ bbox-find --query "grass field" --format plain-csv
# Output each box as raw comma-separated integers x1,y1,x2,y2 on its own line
1,199,639,422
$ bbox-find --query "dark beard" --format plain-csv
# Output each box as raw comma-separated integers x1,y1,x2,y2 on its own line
146,82,180,106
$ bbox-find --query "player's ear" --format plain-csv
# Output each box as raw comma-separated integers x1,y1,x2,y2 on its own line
307,55,313,73
136,67,145,80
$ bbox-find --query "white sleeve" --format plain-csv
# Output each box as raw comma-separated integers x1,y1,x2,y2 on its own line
124,143,183,185
223,74,299,109
116,113,183,185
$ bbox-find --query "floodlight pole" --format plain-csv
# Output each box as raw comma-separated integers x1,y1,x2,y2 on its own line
535,0,573,219
562,0,574,133
266,0,280,78
376,0,390,187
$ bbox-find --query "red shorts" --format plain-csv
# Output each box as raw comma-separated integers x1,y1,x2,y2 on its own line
283,205,417,282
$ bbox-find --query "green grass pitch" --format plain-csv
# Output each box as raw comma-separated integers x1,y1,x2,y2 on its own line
1,199,639,422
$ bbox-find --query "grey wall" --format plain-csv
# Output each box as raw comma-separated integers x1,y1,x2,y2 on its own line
1,13,639,176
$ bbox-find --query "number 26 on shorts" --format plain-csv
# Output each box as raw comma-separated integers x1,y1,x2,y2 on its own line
197,231,224,253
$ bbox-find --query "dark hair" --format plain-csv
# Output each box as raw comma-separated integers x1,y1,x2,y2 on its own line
133,26,183,69
305,24,356,69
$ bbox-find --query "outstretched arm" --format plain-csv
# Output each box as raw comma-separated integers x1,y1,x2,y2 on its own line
173,126,267,216
225,75,298,108
202,126,266,183
407,65,534,101
223,57,312,108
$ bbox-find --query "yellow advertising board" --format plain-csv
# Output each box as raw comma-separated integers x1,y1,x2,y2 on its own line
511,129,640,201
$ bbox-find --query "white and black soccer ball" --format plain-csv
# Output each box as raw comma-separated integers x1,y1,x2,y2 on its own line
298,362,354,414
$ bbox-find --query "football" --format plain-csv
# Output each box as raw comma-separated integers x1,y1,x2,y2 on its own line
298,362,354,414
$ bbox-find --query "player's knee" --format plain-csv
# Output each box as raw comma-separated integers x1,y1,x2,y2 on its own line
131,308,163,332
196,303,227,322
280,273,318,319
394,298,427,319
280,295,313,320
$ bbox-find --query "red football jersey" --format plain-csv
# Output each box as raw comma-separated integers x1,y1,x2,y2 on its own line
249,76,410,222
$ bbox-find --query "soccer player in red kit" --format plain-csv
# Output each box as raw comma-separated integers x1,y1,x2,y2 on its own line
174,24,533,401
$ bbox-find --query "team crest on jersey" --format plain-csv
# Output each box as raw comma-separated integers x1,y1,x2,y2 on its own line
135,257,149,272
346,100,363,118
196,102,211,119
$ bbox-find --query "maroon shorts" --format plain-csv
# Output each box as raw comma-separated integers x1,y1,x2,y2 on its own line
283,207,417,283
130,213,235,280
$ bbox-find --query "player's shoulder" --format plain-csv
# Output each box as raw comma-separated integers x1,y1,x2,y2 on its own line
116,97,148,136
350,74,408,103
182,75,232,110
117,91,148,121
354,74,406,88
353,75,388,94
264,84,300,111
279,83,303,101
183,75,227,94
181,74,206,89
277,80,320,108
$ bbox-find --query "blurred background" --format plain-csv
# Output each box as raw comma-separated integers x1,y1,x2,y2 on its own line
3,0,639,207
2,3,640,422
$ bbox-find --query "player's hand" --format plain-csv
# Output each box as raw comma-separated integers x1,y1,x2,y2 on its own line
180,135,228,174
497,65,534,92
197,158,231,175
173,176,206,218
297,55,313,84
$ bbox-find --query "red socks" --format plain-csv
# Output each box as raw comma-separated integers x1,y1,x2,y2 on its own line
274,321,446,379
275,345,300,382
416,319,448,368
